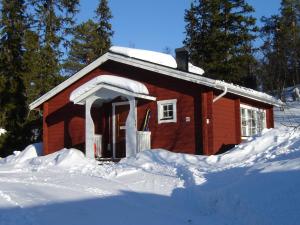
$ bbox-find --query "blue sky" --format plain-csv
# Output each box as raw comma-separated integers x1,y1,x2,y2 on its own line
78,0,281,53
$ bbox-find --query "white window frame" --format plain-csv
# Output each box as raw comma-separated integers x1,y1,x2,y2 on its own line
240,104,266,138
157,99,177,124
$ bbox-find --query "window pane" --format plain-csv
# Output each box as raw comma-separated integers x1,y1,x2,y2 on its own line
161,103,174,119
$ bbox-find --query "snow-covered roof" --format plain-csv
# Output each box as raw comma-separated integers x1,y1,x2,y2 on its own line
110,46,205,75
29,46,282,110
188,63,205,75
215,80,282,105
110,46,177,69
70,75,150,102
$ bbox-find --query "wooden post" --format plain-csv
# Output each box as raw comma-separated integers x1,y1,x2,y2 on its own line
85,96,98,159
125,97,137,157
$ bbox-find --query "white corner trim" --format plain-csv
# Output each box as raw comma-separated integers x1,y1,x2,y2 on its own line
157,99,177,124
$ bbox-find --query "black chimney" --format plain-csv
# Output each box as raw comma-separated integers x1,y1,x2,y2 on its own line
175,47,189,71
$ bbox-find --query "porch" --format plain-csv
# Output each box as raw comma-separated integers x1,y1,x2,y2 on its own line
70,75,155,160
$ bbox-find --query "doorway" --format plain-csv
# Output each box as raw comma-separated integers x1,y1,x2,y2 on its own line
112,102,130,158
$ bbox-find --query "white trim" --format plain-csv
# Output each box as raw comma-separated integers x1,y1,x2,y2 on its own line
72,83,156,105
29,53,110,110
240,104,265,111
112,101,137,159
240,104,266,137
157,99,177,124
29,52,282,110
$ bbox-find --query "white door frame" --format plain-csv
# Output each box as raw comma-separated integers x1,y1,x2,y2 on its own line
112,101,137,159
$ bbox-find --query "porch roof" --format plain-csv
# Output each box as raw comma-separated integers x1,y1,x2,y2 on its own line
70,75,156,104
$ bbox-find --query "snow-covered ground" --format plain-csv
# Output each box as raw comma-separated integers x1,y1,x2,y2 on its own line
1,104,300,225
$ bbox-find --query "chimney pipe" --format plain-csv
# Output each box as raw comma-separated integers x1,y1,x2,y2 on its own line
175,47,189,71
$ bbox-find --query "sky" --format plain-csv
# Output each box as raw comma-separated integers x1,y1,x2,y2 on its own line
78,0,282,53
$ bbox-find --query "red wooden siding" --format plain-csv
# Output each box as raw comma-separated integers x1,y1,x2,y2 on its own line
103,61,202,154
43,102,49,155
41,60,275,156
212,94,239,154
201,91,213,155
43,61,202,155
234,99,242,144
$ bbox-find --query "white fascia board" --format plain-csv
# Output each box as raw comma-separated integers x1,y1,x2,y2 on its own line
108,54,282,106
29,51,282,110
29,53,110,110
222,85,283,107
107,53,216,88
72,84,156,105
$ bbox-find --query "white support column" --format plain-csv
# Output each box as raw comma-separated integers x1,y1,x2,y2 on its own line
85,96,99,159
125,97,137,157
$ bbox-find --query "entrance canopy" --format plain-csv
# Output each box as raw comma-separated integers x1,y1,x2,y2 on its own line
70,75,156,104
69,75,155,160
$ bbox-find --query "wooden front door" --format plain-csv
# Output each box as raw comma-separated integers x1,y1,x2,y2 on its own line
113,102,130,158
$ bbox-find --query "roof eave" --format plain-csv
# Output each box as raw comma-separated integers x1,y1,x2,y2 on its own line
29,51,282,110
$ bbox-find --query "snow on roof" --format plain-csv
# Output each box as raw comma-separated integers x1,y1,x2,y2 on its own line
188,62,205,75
29,46,282,110
215,80,283,105
70,75,149,102
109,46,205,75
110,46,178,69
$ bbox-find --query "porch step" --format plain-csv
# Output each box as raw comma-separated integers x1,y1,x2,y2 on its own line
96,157,122,164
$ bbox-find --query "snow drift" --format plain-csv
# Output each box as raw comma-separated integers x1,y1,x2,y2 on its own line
0,103,300,225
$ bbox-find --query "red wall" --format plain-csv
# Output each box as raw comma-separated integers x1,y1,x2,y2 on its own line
42,60,274,156
202,91,274,155
212,94,239,154
43,61,202,155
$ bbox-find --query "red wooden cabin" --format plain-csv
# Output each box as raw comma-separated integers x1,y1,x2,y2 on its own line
30,46,281,159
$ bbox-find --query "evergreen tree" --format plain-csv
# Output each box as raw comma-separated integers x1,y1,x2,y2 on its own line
29,0,79,93
95,0,113,55
64,0,113,74
184,0,258,86
260,0,300,97
0,0,28,155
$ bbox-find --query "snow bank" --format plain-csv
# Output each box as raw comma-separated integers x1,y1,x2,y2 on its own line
120,127,300,181
0,102,299,225
0,143,42,165
29,148,98,171
70,75,149,102
0,145,97,173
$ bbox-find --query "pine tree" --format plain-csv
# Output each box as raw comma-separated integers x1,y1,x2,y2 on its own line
29,0,79,93
184,0,258,86
64,0,113,74
0,0,28,155
95,0,113,55
260,0,300,97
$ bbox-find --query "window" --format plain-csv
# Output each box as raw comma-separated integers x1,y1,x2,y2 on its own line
240,104,266,137
157,99,177,123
